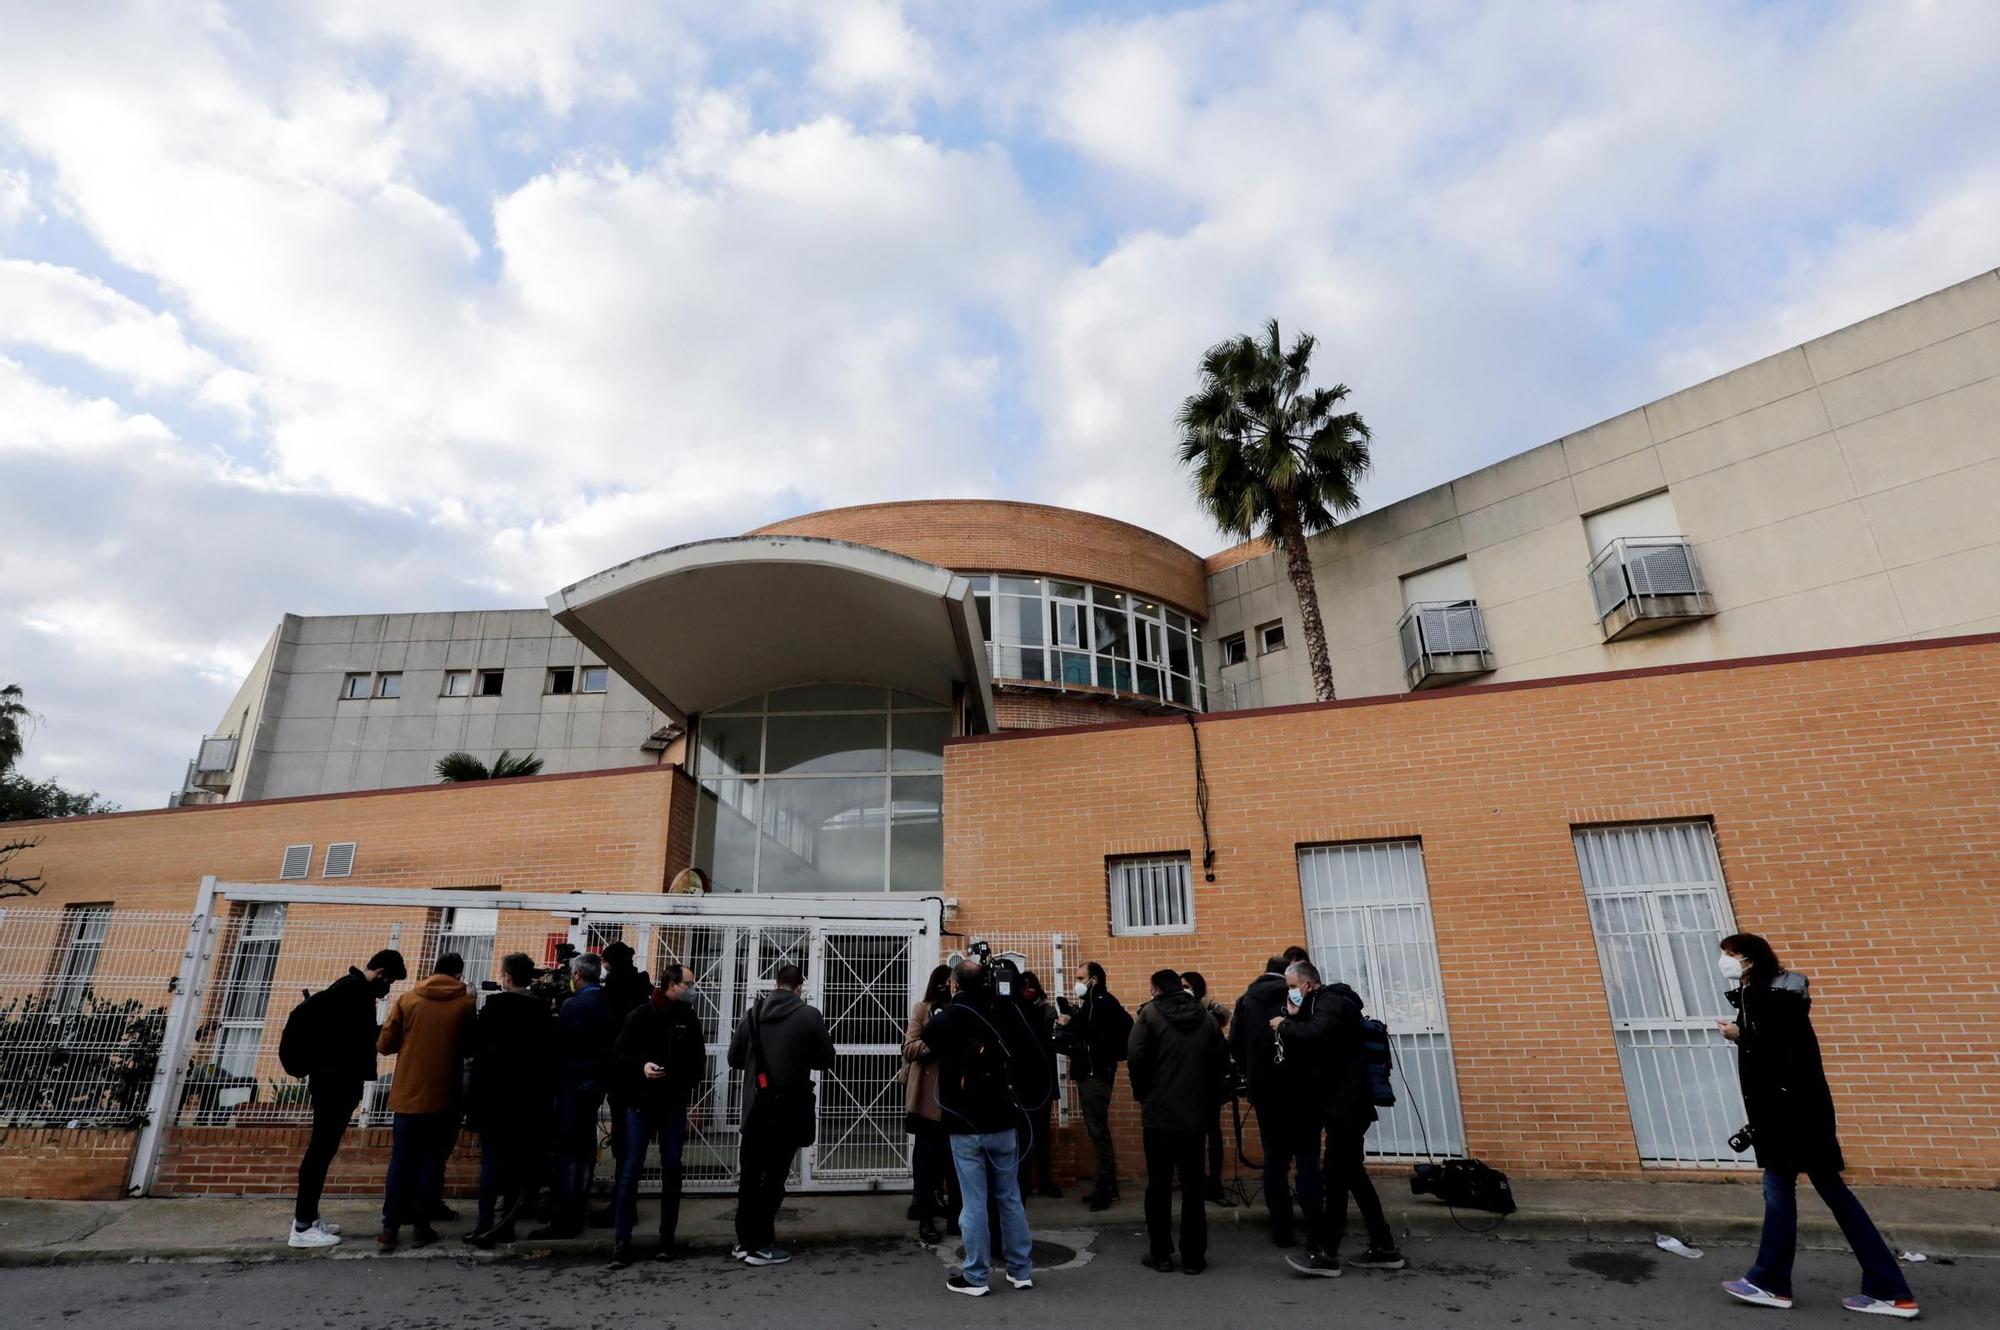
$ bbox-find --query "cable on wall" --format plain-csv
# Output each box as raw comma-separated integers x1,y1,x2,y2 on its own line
1184,712,1215,881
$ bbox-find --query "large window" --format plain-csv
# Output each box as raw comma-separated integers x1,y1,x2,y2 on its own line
690,686,948,893
214,903,286,1109
967,574,1207,710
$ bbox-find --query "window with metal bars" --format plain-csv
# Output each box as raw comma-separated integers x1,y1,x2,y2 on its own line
1107,853,1195,935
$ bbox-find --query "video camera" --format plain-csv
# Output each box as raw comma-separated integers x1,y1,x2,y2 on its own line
1410,1157,1517,1215
956,939,1026,999
527,942,579,1007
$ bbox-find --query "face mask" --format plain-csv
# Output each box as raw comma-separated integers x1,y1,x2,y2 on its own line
1073,981,1089,999
1286,987,1303,1007
1718,955,1744,982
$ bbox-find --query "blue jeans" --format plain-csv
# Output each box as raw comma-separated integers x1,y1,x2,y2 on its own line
612,1105,687,1243
1747,1169,1913,1302
949,1130,1032,1287
381,1111,453,1232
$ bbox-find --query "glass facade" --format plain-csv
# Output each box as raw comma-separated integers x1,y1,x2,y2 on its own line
690,686,948,893
967,574,1206,710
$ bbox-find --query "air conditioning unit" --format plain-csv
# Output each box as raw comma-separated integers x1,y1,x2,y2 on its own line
1588,537,1717,641
1398,600,1497,691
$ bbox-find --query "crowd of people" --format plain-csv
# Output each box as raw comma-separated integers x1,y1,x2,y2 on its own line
273,930,1920,1317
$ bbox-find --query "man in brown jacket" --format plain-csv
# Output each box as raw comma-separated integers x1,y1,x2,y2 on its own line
376,952,475,1248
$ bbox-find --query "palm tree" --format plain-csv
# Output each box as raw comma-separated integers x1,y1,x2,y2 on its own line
434,750,544,782
1,683,29,772
1177,319,1371,702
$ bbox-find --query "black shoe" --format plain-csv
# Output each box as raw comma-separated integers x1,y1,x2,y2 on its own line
462,1229,493,1249
1286,1250,1342,1278
917,1221,941,1247
1140,1252,1177,1273
1205,1187,1237,1208
588,1207,616,1230
1183,1259,1207,1275
411,1226,440,1249
489,1222,517,1244
946,1273,988,1298
1087,1193,1115,1212
428,1203,457,1223
1350,1247,1407,1270
652,1241,685,1263
608,1242,634,1270
525,1223,581,1241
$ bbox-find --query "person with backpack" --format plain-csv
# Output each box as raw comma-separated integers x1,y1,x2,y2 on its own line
1717,933,1919,1319
1270,959,1405,1277
921,958,1050,1297
727,963,835,1266
283,947,407,1249
375,951,477,1249
606,963,706,1267
1130,968,1228,1274
1232,956,1303,1246
464,952,554,1249
1053,960,1130,1210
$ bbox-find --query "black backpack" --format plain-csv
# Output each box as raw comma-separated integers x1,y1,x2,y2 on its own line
1359,1015,1396,1107
278,988,325,1078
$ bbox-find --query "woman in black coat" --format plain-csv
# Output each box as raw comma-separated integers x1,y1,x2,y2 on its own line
1717,933,1918,1318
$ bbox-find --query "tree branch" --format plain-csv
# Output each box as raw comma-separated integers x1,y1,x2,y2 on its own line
0,834,44,899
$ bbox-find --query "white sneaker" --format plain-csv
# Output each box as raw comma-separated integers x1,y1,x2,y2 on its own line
288,1222,341,1249
1007,1271,1035,1289
317,1220,342,1236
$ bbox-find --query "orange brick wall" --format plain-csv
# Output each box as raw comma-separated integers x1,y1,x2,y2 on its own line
153,1124,484,1199
945,636,2000,1187
751,500,1210,617
993,689,1149,731
0,1128,138,1200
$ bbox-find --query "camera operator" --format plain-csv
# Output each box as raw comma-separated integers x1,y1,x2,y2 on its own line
1232,956,1300,1246
1270,960,1404,1278
921,956,1048,1297
1053,961,1130,1210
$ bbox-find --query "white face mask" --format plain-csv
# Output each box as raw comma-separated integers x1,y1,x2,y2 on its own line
1073,980,1089,999
1718,955,1744,982
1286,987,1303,1007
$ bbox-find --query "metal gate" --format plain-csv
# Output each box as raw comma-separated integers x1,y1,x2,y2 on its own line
128,880,940,1196
1297,841,1465,1156
1574,821,1747,1167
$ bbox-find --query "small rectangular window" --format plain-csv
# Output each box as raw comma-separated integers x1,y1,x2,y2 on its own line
441,670,471,697
478,669,505,697
375,672,402,699
341,673,371,700
50,905,112,1014
547,666,575,695
580,666,609,694
1108,854,1196,936
322,842,356,877
1258,620,1287,654
1220,633,1248,667
278,843,313,879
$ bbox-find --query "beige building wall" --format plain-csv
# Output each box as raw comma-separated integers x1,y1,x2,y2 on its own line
1206,268,2000,707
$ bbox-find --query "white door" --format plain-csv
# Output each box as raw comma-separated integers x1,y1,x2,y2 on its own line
1297,841,1465,1156
1574,822,1748,1166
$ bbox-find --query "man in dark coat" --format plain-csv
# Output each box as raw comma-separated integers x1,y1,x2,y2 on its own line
465,951,554,1248
727,964,835,1265
607,963,706,1266
288,948,406,1249
1232,957,1301,1245
594,940,653,1225
531,952,618,1238
1129,968,1227,1274
1272,960,1403,1276
1053,960,1130,1209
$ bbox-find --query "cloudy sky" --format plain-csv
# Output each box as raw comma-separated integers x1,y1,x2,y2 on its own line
4,0,1997,810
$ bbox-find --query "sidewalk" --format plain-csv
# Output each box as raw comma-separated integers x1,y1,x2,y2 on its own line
1,1180,1994,1266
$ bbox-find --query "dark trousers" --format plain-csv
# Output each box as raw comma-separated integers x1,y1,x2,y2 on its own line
735,1121,797,1251
294,1080,361,1226
612,1105,688,1244
1314,1120,1393,1257
1748,1168,1913,1302
553,1081,606,1228
911,1120,958,1220
1253,1097,1303,1238
475,1116,537,1234
382,1111,454,1232
1203,1103,1226,1191
606,1090,632,1174
1142,1126,1207,1264
1079,1077,1117,1197
1018,1099,1057,1194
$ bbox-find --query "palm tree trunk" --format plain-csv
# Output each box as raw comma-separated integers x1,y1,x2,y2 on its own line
1273,496,1336,701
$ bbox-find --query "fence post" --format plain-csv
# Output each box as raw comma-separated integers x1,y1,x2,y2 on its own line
1051,932,1069,1127
128,875,223,1196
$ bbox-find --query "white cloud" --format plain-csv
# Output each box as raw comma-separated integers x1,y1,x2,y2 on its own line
0,258,232,392
0,356,177,454
0,166,36,226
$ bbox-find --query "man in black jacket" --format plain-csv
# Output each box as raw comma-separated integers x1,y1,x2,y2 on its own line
594,941,653,1226
1129,968,1227,1274
464,952,553,1248
921,959,1049,1297
1233,957,1302,1245
288,948,406,1249
1054,960,1129,1209
607,963,706,1267
531,952,618,1238
1272,960,1404,1276
727,964,835,1266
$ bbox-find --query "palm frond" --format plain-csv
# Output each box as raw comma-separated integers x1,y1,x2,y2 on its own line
433,752,490,782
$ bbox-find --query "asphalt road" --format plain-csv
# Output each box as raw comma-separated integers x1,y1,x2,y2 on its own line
10,1228,1989,1328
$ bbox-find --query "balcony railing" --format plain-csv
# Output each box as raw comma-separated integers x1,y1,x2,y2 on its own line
1587,536,1716,641
1398,600,1496,691
187,734,240,792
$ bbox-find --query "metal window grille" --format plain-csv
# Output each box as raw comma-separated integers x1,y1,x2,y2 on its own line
1108,854,1194,935
1588,537,1706,619
1297,841,1466,1156
437,907,498,984
278,844,312,879
321,842,356,878
1574,821,1747,1167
